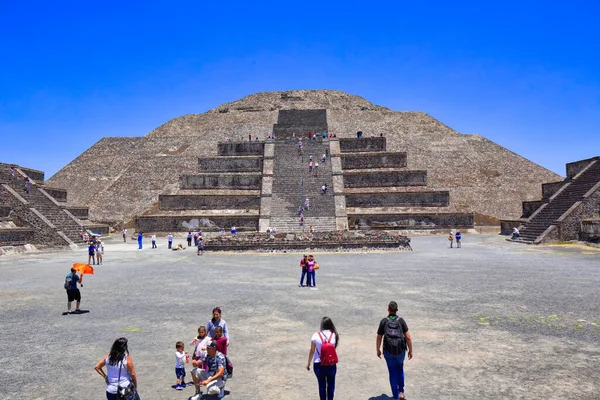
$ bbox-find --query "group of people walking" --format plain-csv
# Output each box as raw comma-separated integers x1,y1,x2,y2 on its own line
305,301,413,400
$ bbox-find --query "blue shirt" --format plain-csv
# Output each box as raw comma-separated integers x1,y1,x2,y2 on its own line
206,319,229,340
455,232,462,240
65,272,79,290
137,234,143,242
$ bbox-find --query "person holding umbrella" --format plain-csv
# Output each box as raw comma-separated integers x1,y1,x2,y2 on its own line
64,267,83,314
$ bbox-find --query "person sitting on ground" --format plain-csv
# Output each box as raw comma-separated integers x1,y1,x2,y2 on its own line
188,341,227,400
512,227,520,238
173,243,186,251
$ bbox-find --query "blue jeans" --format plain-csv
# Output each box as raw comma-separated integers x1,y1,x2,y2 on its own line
138,240,142,249
313,362,336,400
384,351,406,399
307,271,316,286
106,392,118,400
300,269,307,286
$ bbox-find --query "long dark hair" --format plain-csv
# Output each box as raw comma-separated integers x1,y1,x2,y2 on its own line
108,337,129,366
320,317,339,348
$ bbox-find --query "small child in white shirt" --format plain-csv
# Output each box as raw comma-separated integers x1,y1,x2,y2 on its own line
174,341,188,390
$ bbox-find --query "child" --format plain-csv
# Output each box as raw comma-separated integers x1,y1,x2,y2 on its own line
214,326,228,355
87,241,96,265
174,341,188,390
448,232,454,248
190,326,212,371
197,238,205,256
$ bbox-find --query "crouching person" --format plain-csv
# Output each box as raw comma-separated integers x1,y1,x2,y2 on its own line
189,340,227,400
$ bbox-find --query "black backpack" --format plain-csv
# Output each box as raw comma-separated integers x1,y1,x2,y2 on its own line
64,274,73,290
383,317,406,355
223,354,233,378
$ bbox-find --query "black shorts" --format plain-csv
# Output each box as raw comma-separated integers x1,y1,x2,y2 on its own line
66,289,81,302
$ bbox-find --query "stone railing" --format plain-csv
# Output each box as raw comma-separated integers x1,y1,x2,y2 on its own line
198,157,263,172
217,142,265,156
179,173,262,190
339,137,386,153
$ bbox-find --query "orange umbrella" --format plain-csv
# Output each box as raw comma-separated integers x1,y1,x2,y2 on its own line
72,263,94,275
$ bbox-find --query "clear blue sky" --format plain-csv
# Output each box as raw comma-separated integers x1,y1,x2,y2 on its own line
1,0,598,177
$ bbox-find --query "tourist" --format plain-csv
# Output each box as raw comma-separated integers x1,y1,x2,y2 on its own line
325,147,329,158
376,301,413,400
272,227,277,233
357,130,363,138
122,228,127,242
322,154,326,164
168,233,173,249
305,198,310,211
87,241,96,265
380,133,384,138
322,131,327,140
197,237,205,256
448,232,454,248
306,317,339,400
308,132,313,140
310,225,315,234
174,341,188,390
307,254,317,287
370,132,375,137
512,227,520,238
191,325,212,372
137,232,143,249
314,162,319,177
96,240,104,265
151,234,157,249
64,267,82,314
189,341,227,400
24,176,30,193
206,307,230,344
299,254,308,287
321,184,328,195
94,337,139,400
455,230,462,248
309,160,314,173
213,326,227,355
298,206,304,216
299,214,304,228
193,231,199,246
230,226,237,235
187,232,193,247
9,166,14,179
298,140,303,154
248,132,252,142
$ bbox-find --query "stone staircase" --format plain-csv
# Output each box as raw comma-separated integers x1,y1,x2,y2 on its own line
270,140,336,232
8,171,83,242
515,160,600,243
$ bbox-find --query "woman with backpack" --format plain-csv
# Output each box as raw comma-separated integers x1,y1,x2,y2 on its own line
306,317,339,400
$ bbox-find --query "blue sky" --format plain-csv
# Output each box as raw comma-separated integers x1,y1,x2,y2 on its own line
1,0,598,177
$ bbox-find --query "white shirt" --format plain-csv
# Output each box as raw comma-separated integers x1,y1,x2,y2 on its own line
311,330,336,363
168,234,173,241
193,336,212,360
175,350,186,368
106,356,131,394
151,235,156,241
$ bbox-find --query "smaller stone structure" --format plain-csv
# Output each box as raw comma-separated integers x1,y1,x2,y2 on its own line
503,156,600,244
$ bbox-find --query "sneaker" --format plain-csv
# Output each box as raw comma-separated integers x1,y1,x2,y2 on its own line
181,382,187,388
175,385,183,390
188,393,201,400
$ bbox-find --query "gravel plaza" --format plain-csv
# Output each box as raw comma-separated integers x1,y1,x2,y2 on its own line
0,234,599,400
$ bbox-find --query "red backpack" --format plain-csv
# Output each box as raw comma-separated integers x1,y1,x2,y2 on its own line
317,331,338,366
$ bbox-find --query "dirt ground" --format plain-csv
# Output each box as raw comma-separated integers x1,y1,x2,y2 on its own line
0,234,598,400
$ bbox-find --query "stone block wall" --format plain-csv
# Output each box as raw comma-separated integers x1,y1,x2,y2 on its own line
346,191,449,207
198,157,263,172
344,170,427,188
341,152,407,169
66,207,89,219
136,215,259,232
348,213,474,230
0,228,36,246
0,206,10,217
554,188,600,241
277,109,328,126
522,201,545,218
19,167,45,182
159,194,261,210
45,188,67,202
566,157,598,179
542,182,566,200
580,220,600,242
339,137,386,153
180,173,262,190
501,220,522,235
217,142,264,156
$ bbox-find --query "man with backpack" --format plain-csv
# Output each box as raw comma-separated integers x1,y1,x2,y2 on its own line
376,301,413,400
64,267,83,315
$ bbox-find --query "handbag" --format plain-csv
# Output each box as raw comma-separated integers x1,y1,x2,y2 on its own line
313,264,320,270
117,359,140,400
